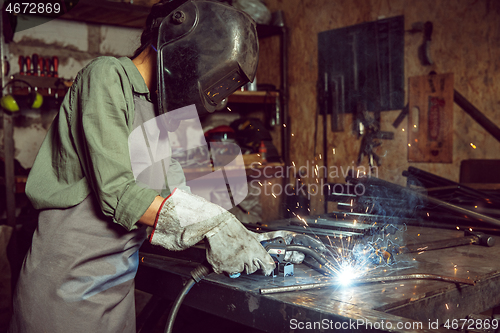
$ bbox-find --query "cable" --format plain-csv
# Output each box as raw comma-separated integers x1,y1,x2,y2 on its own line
164,264,211,333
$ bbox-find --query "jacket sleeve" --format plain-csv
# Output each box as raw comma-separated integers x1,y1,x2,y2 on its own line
72,58,158,231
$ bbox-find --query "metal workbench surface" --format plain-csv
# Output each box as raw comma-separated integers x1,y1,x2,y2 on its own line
135,225,500,332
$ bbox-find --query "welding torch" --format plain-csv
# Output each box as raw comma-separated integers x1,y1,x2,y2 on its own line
260,237,337,276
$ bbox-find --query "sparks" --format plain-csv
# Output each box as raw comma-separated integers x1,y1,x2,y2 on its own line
470,143,476,149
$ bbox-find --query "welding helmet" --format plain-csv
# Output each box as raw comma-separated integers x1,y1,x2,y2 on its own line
155,0,259,122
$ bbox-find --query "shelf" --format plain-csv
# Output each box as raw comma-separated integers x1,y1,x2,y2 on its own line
58,0,285,32
8,74,71,98
0,175,27,193
228,91,279,104
256,24,286,39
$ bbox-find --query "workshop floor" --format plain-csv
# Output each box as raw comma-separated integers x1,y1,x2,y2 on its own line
135,289,266,333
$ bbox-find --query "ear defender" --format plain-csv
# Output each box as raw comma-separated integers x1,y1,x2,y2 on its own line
1,79,43,112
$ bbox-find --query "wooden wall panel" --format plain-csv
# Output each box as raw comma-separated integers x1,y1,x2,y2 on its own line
258,0,500,215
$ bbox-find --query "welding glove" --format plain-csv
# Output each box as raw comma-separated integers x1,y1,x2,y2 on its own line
150,188,275,276
254,231,328,264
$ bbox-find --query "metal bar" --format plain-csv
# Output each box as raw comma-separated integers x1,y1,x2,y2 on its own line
454,89,500,144
425,195,500,227
259,274,475,295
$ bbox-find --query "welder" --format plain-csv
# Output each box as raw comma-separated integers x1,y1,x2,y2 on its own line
8,1,276,332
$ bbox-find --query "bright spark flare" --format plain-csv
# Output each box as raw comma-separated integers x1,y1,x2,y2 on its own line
336,264,358,286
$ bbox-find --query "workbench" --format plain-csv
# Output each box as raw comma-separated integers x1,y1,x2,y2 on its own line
135,225,500,333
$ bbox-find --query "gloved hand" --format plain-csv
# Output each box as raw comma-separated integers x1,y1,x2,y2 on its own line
254,230,328,264
150,188,275,276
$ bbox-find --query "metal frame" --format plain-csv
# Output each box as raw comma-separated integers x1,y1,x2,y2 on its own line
1,1,16,230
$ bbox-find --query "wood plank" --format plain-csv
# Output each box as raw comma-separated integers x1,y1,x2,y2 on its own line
228,91,279,104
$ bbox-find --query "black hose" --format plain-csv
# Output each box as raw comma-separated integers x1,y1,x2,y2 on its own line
164,279,196,333
164,264,211,333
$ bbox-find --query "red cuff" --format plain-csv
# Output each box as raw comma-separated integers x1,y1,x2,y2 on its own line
149,188,177,242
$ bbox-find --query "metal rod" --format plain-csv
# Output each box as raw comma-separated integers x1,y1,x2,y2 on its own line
425,195,500,228
402,236,475,253
259,274,475,294
352,176,500,229
454,90,500,144
405,166,500,204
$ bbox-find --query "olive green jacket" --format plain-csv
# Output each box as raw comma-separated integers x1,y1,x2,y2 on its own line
26,56,158,231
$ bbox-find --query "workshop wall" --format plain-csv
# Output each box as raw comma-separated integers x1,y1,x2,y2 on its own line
257,0,500,215
1,19,141,169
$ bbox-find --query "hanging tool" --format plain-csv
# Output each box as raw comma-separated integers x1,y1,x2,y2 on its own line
32,54,39,76
356,108,394,170
38,58,45,77
418,21,433,66
52,56,59,77
25,56,31,76
45,58,51,77
18,56,26,75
